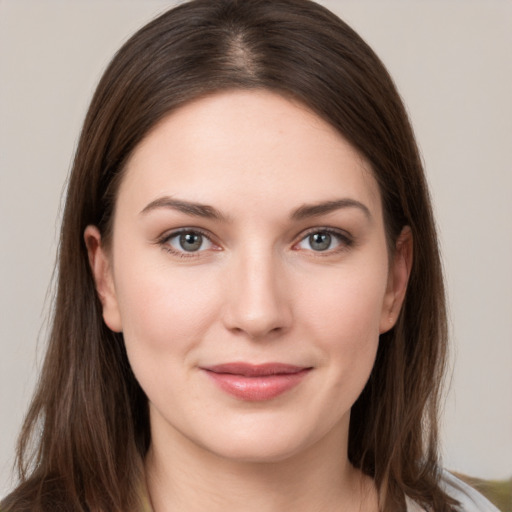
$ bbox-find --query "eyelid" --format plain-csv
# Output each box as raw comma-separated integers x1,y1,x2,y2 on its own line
157,227,221,257
155,225,353,258
293,226,354,252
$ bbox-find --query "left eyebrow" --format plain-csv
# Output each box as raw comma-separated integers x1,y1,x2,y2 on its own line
139,197,228,221
291,199,371,221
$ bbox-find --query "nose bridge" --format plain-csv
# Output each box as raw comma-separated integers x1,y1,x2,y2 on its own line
223,243,291,339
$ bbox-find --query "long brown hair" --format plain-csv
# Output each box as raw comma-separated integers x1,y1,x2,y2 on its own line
2,1,454,510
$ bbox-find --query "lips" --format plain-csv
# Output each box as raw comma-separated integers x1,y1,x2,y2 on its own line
201,363,312,401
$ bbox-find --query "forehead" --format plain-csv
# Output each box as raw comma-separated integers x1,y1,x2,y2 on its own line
119,89,382,218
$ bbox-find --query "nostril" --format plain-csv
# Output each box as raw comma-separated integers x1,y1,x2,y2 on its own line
225,313,290,340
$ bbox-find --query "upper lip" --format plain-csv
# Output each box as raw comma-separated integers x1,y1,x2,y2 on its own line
202,363,310,377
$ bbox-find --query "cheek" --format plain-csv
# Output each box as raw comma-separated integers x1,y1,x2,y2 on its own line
296,261,388,383
299,261,388,338
113,259,222,363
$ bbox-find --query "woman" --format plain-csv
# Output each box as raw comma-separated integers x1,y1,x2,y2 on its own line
0,1,499,511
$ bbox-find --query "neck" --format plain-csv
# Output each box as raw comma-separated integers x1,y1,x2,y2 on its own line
144,419,377,512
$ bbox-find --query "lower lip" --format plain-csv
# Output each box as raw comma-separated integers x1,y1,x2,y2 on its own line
203,369,311,401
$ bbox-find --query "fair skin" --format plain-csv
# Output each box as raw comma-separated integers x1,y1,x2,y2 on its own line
85,90,412,512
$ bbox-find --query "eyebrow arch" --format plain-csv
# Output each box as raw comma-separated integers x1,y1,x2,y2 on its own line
291,199,371,221
140,196,371,222
140,197,228,221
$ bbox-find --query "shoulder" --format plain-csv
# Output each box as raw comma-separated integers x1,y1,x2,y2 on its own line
439,471,501,512
406,471,501,512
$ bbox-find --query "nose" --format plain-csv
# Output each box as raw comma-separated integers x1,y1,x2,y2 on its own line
222,249,293,340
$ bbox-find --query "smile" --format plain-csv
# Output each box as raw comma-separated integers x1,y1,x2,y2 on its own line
201,363,312,401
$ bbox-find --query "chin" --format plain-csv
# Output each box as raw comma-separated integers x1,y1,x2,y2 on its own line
203,434,312,464
190,411,344,466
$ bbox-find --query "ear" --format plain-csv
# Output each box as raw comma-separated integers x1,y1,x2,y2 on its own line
379,226,413,334
84,225,123,332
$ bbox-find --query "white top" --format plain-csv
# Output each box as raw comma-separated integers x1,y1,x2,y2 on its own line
406,471,501,511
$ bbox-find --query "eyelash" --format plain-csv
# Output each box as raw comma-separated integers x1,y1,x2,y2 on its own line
293,227,354,255
158,228,219,259
157,227,354,259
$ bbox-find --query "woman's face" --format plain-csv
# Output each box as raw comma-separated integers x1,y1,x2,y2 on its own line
87,90,410,463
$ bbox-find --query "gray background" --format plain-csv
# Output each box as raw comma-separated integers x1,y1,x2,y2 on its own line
1,0,511,495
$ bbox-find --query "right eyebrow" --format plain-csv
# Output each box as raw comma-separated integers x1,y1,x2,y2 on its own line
291,198,372,221
139,196,229,222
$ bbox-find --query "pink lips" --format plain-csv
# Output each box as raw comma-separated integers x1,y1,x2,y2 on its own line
201,363,311,401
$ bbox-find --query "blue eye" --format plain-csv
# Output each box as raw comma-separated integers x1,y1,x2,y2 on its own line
167,231,213,253
296,230,350,252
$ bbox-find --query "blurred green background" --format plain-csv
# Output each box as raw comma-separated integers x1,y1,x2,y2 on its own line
455,473,511,512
